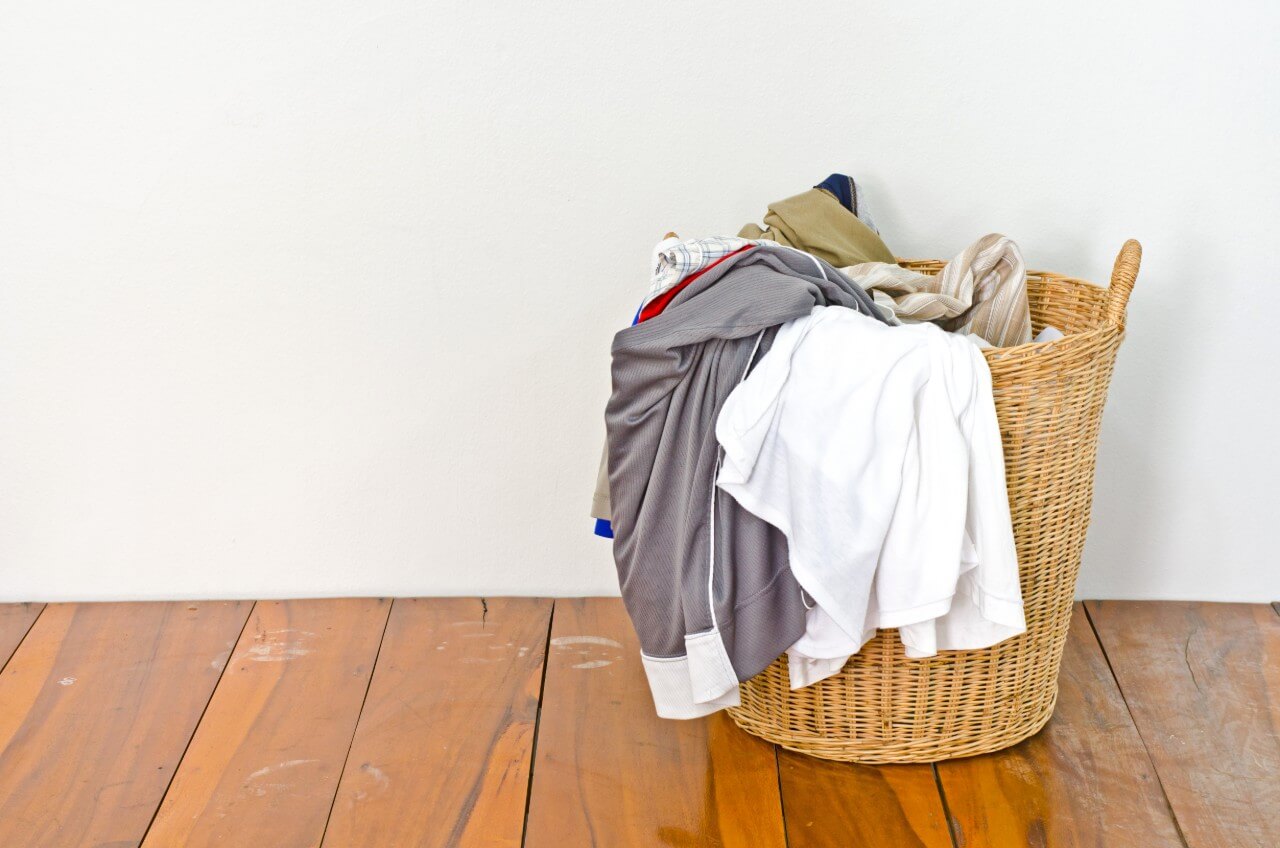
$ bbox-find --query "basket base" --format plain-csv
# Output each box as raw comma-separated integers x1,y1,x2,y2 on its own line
726,687,1059,764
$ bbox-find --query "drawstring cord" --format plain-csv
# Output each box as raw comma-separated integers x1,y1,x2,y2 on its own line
708,250,826,629
707,327,768,631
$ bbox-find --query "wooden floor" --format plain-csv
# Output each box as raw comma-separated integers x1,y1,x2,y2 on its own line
0,599,1275,847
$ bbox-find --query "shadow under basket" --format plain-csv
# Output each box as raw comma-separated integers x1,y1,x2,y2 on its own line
726,240,1142,764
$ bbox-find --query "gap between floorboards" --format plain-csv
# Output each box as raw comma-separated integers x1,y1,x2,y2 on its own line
0,604,47,677
137,601,258,846
315,598,397,846
519,599,557,848
1081,601,1190,848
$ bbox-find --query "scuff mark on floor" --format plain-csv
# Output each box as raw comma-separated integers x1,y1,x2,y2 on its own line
550,635,624,670
246,758,318,782
237,628,317,663
351,762,392,802
362,762,390,787
551,636,622,648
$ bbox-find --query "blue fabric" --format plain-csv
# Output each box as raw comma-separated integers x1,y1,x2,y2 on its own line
815,173,854,213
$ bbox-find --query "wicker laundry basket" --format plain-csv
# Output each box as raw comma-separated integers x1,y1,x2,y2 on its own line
727,240,1142,763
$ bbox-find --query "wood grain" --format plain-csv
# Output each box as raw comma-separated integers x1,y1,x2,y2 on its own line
0,603,43,669
143,598,390,848
777,752,952,847
0,601,250,847
937,604,1183,846
1087,600,1280,847
523,597,786,848
322,597,552,848
2,597,1270,848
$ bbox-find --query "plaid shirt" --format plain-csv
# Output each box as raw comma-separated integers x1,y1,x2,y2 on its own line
645,237,758,306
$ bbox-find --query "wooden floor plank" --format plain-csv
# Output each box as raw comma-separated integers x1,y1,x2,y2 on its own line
143,598,391,848
0,603,44,669
937,604,1184,847
777,751,953,847
523,597,786,848
0,601,251,847
1086,601,1280,847
322,597,552,848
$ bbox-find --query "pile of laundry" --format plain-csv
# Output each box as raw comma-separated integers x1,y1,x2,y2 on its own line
592,176,1060,719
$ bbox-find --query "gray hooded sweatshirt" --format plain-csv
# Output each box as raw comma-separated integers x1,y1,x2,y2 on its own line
606,243,887,718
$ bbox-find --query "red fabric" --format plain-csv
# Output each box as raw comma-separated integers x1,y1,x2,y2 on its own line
638,244,756,323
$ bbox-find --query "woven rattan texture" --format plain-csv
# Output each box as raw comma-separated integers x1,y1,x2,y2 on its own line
727,242,1141,763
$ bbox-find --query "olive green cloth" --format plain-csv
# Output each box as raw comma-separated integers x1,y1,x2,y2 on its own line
738,187,897,267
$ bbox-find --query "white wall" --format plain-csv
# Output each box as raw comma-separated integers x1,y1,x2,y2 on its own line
2,0,1276,602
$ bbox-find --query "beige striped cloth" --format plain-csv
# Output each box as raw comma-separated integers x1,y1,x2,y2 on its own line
842,234,1032,348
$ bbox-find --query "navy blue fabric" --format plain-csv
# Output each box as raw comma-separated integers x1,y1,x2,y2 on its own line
815,173,854,213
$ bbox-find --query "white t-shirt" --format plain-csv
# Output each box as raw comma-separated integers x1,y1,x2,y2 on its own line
715,306,1025,689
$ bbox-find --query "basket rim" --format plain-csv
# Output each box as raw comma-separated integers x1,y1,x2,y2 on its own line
895,259,1125,360
900,239,1141,343
985,321,1124,362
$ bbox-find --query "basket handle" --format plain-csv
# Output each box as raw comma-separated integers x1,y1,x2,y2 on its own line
1103,239,1142,326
